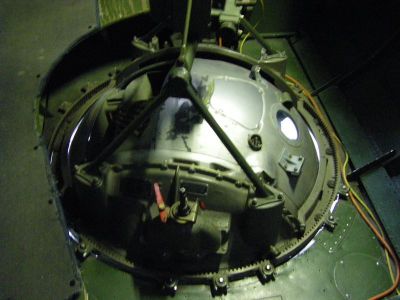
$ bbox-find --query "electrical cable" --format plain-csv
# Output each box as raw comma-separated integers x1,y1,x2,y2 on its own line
239,0,265,53
352,185,398,294
239,30,253,53
344,154,400,300
285,74,400,299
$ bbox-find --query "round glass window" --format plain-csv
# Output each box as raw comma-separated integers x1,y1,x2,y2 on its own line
277,111,298,140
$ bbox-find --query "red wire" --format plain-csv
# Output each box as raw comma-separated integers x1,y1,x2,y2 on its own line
285,74,400,299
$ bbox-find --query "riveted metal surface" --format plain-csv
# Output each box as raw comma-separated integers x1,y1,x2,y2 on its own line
77,35,392,299
80,200,392,299
0,1,97,299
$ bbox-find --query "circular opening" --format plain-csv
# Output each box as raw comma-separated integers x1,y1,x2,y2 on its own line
277,111,298,140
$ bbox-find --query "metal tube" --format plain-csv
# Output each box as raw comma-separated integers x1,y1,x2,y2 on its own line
182,0,193,49
186,84,271,197
178,0,195,71
239,16,275,55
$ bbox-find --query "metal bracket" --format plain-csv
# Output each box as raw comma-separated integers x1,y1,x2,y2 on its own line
132,36,160,53
259,49,288,76
279,149,304,176
338,184,349,200
324,215,337,232
74,164,102,188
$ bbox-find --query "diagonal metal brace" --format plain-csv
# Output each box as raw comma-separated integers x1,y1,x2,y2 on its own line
186,83,272,198
82,62,275,198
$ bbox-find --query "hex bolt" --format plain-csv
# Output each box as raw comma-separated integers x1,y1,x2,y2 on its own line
259,262,274,283
327,180,335,188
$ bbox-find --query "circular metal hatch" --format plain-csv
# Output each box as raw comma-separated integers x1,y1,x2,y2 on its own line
42,38,340,284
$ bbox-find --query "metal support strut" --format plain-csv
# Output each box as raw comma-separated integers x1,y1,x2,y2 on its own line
239,16,275,55
81,0,275,198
